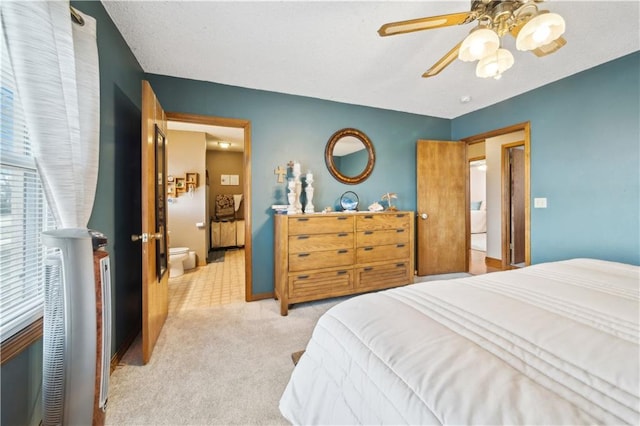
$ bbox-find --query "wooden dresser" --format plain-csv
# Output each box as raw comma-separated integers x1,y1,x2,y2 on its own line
274,211,414,315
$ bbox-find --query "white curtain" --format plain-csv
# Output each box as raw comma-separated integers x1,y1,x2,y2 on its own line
1,1,99,228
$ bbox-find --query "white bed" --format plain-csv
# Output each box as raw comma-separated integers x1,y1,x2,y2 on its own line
280,259,639,425
470,208,486,233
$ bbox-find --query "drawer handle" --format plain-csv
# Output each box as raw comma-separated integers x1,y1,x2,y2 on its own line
396,263,404,268
298,275,309,279
396,214,406,218
396,244,405,248
337,233,348,237
364,231,373,235
297,235,309,240
364,267,373,272
337,270,348,275
337,249,348,254
337,217,348,221
298,253,310,257
364,247,374,251
396,229,405,233
363,215,373,219
297,218,309,222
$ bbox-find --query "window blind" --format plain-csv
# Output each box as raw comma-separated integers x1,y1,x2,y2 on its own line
0,36,54,342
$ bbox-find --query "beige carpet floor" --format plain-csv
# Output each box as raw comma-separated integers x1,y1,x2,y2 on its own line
105,298,345,425
105,274,471,425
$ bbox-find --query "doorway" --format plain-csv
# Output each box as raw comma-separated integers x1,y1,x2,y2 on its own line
165,112,254,301
503,144,526,268
462,122,531,271
469,155,487,274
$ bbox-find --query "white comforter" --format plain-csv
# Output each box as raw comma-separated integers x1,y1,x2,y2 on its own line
470,209,486,233
280,259,639,425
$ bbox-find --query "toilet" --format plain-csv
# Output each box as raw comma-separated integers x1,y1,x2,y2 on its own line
169,247,189,278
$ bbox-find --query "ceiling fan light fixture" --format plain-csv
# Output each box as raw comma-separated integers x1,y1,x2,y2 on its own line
516,12,565,51
458,27,500,62
476,48,514,79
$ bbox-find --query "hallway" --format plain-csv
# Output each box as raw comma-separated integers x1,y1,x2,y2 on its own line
168,248,245,313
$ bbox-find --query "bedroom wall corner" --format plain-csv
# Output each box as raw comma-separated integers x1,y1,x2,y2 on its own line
452,52,640,266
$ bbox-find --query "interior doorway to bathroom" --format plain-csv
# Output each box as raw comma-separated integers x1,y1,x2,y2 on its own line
165,112,253,301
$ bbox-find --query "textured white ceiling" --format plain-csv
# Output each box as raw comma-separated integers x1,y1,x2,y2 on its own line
102,1,639,120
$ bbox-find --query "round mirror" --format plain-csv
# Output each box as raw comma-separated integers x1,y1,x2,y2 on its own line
340,191,359,211
325,128,375,185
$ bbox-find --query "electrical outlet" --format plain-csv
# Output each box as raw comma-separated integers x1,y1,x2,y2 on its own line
534,198,547,208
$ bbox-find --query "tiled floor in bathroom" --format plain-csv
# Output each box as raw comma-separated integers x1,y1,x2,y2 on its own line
168,248,245,314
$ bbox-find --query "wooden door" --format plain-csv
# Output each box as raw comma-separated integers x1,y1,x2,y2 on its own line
416,140,468,275
510,147,526,265
140,81,168,364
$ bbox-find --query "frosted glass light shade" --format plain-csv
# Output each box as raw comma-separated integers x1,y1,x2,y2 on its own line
476,48,514,79
459,28,500,62
516,12,565,51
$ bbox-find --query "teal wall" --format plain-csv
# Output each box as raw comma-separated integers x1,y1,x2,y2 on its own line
452,52,640,266
76,0,145,360
3,1,638,422
145,74,451,294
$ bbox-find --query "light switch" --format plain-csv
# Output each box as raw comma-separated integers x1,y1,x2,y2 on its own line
534,198,547,208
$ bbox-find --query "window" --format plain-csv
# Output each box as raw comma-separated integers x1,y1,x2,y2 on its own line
0,37,54,343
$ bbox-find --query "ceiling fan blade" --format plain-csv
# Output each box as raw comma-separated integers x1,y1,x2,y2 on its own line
378,12,472,37
422,41,463,78
531,36,567,57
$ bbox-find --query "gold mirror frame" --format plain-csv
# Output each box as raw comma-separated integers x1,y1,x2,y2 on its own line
324,128,375,185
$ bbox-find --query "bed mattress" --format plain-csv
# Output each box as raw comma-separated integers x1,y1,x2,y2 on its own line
280,259,639,425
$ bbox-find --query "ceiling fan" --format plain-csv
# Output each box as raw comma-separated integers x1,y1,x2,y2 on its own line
378,0,566,79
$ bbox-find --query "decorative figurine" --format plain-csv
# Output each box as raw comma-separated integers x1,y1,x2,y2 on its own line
368,201,384,212
304,171,315,213
381,192,398,211
292,162,303,214
287,178,297,214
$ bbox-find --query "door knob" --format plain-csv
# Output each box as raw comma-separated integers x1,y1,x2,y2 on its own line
131,232,163,242
131,233,148,242
420,213,428,220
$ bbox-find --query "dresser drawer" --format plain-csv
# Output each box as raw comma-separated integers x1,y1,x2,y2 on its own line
356,212,411,231
289,232,353,254
289,249,354,272
355,261,411,292
357,243,409,264
288,269,353,299
357,228,409,247
289,215,353,235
